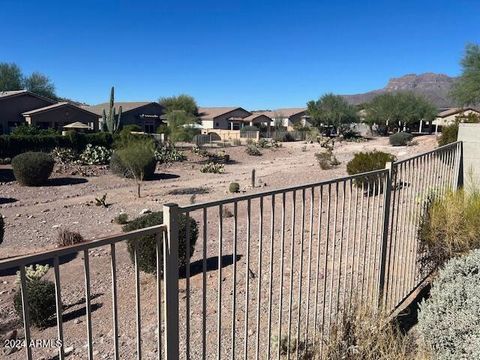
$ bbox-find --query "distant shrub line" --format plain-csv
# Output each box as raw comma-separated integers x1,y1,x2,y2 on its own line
0,132,114,157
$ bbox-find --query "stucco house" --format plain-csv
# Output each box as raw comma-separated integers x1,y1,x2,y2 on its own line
0,90,99,134
433,107,480,132
23,102,99,131
198,107,251,130
268,108,312,130
84,102,165,133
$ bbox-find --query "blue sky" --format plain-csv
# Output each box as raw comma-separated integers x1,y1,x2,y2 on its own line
1,0,479,108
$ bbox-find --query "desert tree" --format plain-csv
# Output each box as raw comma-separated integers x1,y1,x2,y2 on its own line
159,94,198,116
307,93,358,134
364,92,436,133
23,72,56,99
0,63,23,92
451,43,480,106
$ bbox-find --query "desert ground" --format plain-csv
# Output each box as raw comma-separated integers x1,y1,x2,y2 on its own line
0,135,438,359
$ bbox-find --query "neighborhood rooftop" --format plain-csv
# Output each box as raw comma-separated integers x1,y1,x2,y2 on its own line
83,102,159,115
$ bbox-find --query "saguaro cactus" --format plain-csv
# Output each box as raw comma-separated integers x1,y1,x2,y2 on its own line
103,86,122,133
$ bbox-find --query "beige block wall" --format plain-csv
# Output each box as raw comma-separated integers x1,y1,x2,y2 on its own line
458,123,480,190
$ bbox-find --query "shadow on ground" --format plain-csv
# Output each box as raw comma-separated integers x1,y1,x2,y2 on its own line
181,254,242,278
46,177,88,186
148,173,180,181
0,197,17,205
0,168,14,182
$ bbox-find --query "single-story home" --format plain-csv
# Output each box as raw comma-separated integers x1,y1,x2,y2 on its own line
433,107,480,132
84,102,165,133
267,108,312,130
23,102,99,131
0,90,56,134
242,113,273,129
198,107,252,130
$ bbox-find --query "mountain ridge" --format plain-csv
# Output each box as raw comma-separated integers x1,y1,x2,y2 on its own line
342,73,457,108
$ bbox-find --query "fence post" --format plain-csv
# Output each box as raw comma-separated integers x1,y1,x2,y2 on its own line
457,141,464,189
378,162,393,308
163,203,180,360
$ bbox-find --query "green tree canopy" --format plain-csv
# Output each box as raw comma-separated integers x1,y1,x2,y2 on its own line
23,72,56,99
364,92,437,129
0,63,23,91
451,43,480,106
0,62,57,99
307,93,358,129
159,94,198,115
164,110,199,143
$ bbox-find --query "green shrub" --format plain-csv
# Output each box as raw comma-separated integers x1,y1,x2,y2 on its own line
51,147,78,164
200,162,224,174
389,132,413,146
154,145,186,163
11,124,58,136
346,151,396,189
418,189,480,270
79,144,112,165
0,132,113,158
12,152,55,186
114,213,129,225
245,144,262,156
0,214,4,245
122,212,198,273
315,151,340,170
111,143,157,180
229,182,240,193
418,249,480,360
438,123,458,146
13,265,56,328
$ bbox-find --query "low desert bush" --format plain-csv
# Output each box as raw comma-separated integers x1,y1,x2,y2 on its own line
57,229,85,247
12,152,55,186
417,189,480,270
438,123,458,146
229,182,240,193
0,214,4,244
51,147,78,164
110,143,157,180
418,249,480,360
315,151,340,170
245,144,262,156
322,305,417,360
389,132,413,146
154,145,186,163
346,151,396,189
200,162,224,174
79,144,112,165
114,213,129,225
167,187,209,195
123,212,198,274
14,265,56,328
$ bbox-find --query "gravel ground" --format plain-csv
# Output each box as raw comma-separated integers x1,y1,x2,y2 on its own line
0,135,438,359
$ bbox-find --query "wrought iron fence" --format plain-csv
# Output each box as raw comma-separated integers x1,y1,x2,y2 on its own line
0,142,463,360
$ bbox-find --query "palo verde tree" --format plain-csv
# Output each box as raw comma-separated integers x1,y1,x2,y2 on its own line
364,92,437,132
451,43,480,106
158,94,199,143
159,94,198,116
102,86,122,134
307,93,358,133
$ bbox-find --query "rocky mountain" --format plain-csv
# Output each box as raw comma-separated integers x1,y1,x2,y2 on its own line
342,73,457,108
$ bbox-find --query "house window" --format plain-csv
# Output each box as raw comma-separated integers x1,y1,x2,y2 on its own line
215,122,220,128
232,122,241,130
144,121,155,133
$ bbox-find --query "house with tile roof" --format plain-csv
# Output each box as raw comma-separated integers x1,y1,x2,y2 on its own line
198,107,251,130
83,102,165,133
0,90,99,134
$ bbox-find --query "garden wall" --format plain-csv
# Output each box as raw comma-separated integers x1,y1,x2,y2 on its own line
458,123,480,189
